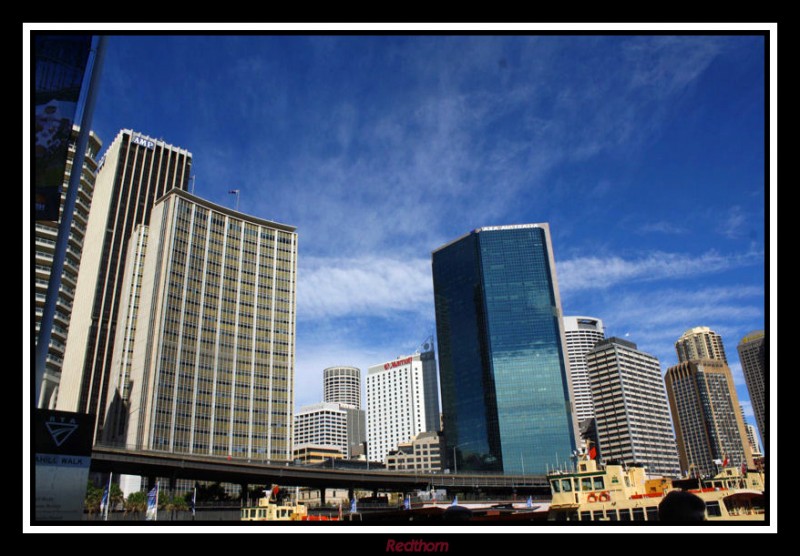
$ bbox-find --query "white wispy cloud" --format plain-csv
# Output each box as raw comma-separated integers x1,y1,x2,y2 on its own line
717,206,748,239
638,221,688,235
557,249,762,293
562,284,765,372
297,256,433,320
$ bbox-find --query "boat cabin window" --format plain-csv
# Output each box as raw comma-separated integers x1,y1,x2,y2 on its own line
632,508,645,521
580,511,592,521
258,509,266,518
619,509,631,521
646,507,659,521
581,477,593,491
551,480,561,493
706,501,722,517
593,477,604,490
561,479,573,492
606,510,618,521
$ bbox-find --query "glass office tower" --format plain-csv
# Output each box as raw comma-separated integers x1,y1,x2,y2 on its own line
432,224,578,474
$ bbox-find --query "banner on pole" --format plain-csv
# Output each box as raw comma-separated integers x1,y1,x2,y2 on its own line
34,35,92,221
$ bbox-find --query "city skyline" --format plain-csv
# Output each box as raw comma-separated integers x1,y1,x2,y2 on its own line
25,29,771,435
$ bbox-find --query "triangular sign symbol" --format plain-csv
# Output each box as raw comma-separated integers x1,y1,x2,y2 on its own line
45,421,78,447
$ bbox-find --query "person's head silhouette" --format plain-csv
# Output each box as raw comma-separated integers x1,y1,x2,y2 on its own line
658,490,706,521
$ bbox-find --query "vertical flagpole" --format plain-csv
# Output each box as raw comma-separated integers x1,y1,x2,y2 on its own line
34,35,108,408
155,481,159,521
104,472,112,521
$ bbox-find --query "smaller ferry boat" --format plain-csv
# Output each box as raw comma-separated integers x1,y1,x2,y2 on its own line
240,493,309,521
547,447,765,522
240,487,339,521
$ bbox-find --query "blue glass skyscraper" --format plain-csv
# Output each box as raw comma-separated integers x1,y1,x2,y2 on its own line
432,224,578,474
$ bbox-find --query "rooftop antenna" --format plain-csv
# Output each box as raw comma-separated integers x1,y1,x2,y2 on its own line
228,189,240,211
416,334,434,354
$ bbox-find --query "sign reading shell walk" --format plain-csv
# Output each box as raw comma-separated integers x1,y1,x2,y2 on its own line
35,409,95,521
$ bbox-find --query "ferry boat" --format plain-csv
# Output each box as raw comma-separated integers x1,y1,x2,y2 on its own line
240,487,339,521
240,493,309,521
547,450,765,522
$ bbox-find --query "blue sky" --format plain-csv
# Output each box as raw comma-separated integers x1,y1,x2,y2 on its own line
77,32,768,435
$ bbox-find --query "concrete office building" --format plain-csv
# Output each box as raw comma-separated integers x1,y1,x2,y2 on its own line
432,224,578,475
665,359,754,477
58,130,192,441
322,366,366,454
675,326,728,364
563,316,605,422
101,189,297,465
385,431,443,472
737,331,766,447
586,338,681,478
294,402,349,457
366,348,439,463
34,126,102,408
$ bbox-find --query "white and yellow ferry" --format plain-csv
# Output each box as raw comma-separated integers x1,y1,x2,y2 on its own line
240,487,309,521
547,451,765,522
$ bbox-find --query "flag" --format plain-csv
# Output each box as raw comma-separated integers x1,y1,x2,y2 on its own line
350,498,357,513
589,446,597,460
723,456,730,467
404,496,411,510
713,458,723,465
228,189,239,194
451,496,458,506
146,484,159,521
741,462,748,475
526,496,533,509
100,485,109,514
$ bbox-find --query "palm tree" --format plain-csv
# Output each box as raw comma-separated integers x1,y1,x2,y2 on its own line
84,482,103,518
124,491,147,519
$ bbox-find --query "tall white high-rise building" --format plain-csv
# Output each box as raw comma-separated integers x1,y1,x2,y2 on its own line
737,331,766,447
563,316,605,422
58,130,192,441
323,366,361,407
34,126,102,408
675,326,728,364
101,189,297,463
366,348,439,462
586,337,681,478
